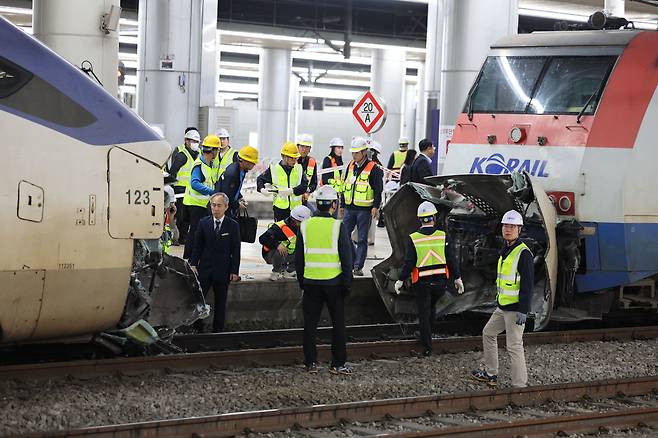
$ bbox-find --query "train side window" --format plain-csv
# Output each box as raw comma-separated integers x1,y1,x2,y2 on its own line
466,56,547,114
0,57,96,127
528,56,617,115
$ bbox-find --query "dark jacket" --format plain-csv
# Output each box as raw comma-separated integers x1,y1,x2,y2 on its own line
256,162,308,196
259,217,298,255
321,154,343,185
294,212,353,288
497,239,534,314
166,145,199,192
298,156,318,193
399,225,461,283
410,153,433,184
190,215,241,282
399,164,412,185
215,161,245,215
341,159,384,211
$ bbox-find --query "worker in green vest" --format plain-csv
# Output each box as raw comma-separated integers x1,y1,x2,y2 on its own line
472,210,533,388
294,185,354,375
386,137,409,179
259,205,311,281
395,201,463,356
182,135,221,259
165,128,200,244
257,142,309,221
213,128,238,178
296,133,318,205
320,137,345,194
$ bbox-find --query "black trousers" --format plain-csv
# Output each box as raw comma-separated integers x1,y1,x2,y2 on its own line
175,198,190,243
302,284,346,367
273,206,290,222
183,205,210,259
413,278,447,353
196,275,229,332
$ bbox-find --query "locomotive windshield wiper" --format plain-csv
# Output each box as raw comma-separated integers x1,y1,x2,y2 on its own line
576,81,605,123
466,90,475,121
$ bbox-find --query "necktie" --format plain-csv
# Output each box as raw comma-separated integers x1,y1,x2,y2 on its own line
215,220,221,237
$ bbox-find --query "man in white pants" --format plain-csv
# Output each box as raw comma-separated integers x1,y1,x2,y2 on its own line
471,210,533,388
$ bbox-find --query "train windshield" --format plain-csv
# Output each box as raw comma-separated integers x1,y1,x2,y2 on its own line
467,55,617,115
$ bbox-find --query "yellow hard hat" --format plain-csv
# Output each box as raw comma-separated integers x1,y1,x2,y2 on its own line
238,145,259,164
202,135,221,148
281,141,301,158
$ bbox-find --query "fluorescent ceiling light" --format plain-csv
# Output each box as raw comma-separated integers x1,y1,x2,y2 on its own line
518,8,589,22
0,6,32,15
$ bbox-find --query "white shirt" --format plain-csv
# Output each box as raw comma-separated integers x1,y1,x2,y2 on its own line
213,217,223,231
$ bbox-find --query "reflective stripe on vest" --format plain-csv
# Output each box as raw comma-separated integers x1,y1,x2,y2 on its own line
392,150,407,169
305,157,316,180
410,229,447,284
214,147,237,177
343,160,376,207
496,242,531,306
270,220,297,254
182,158,216,207
271,163,303,210
173,145,194,189
301,217,342,280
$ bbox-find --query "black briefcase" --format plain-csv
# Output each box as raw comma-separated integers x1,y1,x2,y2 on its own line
236,209,258,243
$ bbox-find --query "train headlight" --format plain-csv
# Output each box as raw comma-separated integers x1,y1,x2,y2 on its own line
510,127,525,143
547,191,575,216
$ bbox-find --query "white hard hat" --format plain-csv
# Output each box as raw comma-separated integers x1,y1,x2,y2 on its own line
350,137,368,152
297,133,313,147
398,137,410,145
417,201,437,217
217,128,230,138
501,210,524,225
329,137,345,148
163,185,176,205
368,140,382,155
316,185,338,201
290,205,312,222
184,129,200,142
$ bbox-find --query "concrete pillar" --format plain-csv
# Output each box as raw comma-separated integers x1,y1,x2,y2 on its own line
423,0,443,140
137,0,208,147
258,48,292,162
403,82,416,148
371,48,405,161
33,0,120,97
438,0,518,173
415,64,426,146
199,0,219,108
604,0,624,17
288,75,301,145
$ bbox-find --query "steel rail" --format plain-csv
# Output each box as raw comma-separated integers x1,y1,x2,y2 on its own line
2,326,657,381
18,375,658,437
384,406,658,437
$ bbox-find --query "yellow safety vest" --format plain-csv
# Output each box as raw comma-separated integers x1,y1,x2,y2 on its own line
269,220,297,254
214,147,237,177
323,155,343,193
496,242,531,306
182,157,217,208
392,150,407,169
410,229,447,283
271,163,303,210
173,145,195,190
301,217,342,280
343,160,376,208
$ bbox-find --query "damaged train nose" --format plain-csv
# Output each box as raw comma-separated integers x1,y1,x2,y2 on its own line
373,172,556,331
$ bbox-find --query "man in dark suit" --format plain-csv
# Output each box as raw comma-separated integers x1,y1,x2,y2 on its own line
190,192,241,332
410,138,436,184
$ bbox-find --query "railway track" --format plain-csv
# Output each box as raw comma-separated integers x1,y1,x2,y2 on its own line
1,326,657,381
18,375,658,437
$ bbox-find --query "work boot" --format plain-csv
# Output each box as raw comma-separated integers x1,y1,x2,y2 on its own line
471,369,497,387
353,268,364,277
283,271,297,279
329,364,353,375
305,363,318,374
269,272,284,281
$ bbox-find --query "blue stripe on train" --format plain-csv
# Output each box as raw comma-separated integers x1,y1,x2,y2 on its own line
0,16,157,146
576,222,658,292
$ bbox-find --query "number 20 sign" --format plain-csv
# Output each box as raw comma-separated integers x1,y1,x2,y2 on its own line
352,90,386,134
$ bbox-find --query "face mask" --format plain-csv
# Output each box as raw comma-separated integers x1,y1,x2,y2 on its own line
190,142,199,151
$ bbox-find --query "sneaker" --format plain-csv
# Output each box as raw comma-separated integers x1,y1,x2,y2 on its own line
471,369,497,387
283,271,297,279
353,269,364,277
329,364,353,375
269,272,284,281
305,363,318,374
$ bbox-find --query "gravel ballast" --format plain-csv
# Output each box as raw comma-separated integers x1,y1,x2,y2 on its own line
1,339,657,435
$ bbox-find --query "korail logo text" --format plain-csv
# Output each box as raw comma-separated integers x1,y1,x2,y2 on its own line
469,153,549,177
